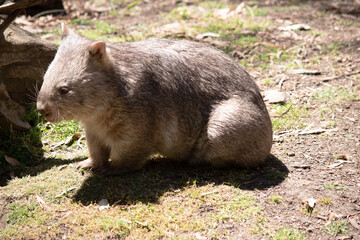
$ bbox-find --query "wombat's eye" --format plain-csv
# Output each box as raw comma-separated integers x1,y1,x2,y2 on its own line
59,86,70,95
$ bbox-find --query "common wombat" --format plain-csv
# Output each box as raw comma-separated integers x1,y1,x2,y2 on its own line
37,24,272,174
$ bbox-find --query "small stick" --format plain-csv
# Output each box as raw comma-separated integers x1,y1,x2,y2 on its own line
321,70,360,82
272,103,292,118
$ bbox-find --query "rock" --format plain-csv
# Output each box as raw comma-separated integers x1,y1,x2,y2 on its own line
195,32,220,40
264,90,287,104
279,24,311,31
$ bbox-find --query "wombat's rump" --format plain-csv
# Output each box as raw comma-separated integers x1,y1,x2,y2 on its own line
37,24,273,174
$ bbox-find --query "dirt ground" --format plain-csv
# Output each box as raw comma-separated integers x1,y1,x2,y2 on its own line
2,0,360,239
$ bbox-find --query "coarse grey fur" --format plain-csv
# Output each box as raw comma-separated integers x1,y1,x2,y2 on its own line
37,25,273,174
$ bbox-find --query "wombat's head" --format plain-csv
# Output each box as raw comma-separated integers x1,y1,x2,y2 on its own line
37,24,113,122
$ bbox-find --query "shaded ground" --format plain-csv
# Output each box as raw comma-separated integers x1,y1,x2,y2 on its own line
1,0,359,239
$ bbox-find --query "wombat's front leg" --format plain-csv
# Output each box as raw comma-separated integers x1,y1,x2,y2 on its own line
77,130,110,170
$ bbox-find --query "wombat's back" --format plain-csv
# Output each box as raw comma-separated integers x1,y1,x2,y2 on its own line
109,38,260,99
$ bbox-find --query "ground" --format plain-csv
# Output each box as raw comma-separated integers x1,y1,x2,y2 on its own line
0,0,359,239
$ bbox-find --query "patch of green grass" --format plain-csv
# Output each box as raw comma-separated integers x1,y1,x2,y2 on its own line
271,103,309,131
339,19,354,26
248,7,269,17
125,0,141,9
232,35,260,47
323,184,347,191
168,6,192,20
78,21,122,42
99,217,131,237
40,120,83,144
312,87,359,104
199,1,228,9
167,2,268,45
1,164,85,203
263,77,275,86
310,57,321,64
210,190,262,222
318,196,332,206
273,226,306,240
322,42,348,56
274,6,301,12
70,18,93,26
269,193,283,204
0,201,48,239
324,221,352,235
255,46,293,67
7,202,40,225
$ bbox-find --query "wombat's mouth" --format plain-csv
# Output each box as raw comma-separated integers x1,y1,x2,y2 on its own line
39,110,61,123
42,113,57,123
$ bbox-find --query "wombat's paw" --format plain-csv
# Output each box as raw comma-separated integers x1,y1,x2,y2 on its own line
76,158,94,169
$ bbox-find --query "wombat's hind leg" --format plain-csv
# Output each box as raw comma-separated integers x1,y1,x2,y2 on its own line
196,96,272,168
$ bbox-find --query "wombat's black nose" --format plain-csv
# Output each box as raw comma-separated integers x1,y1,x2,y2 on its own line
37,104,48,117
37,108,46,116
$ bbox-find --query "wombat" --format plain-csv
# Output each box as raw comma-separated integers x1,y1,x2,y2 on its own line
37,24,273,175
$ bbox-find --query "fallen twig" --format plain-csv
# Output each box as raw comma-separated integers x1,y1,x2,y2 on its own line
272,103,292,118
55,187,77,198
320,70,360,82
292,164,311,169
200,190,218,196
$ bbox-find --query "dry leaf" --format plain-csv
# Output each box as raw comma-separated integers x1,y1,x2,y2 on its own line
348,218,360,230
66,133,82,146
55,187,77,198
36,195,49,209
135,220,148,227
328,162,343,168
57,165,68,171
4,155,21,166
326,211,339,225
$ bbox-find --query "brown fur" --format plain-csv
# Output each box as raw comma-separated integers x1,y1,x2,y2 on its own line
37,25,273,174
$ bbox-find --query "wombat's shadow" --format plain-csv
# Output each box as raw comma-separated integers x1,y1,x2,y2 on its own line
73,155,288,205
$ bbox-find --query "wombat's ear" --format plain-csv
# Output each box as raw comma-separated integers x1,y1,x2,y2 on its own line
61,23,71,39
89,41,107,57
